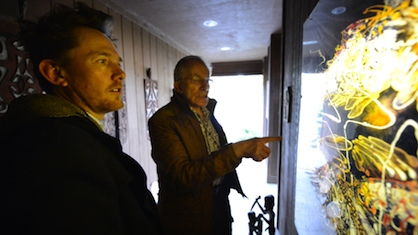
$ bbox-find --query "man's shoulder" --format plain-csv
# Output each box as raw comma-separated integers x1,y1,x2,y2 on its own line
12,116,96,136
0,116,106,159
149,101,181,122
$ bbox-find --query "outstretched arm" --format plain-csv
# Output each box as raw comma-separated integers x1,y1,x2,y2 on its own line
231,136,282,162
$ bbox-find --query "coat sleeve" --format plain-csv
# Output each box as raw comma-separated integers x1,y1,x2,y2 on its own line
148,110,242,192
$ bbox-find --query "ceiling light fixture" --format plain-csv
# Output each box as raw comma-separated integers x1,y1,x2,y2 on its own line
203,20,218,27
331,6,346,15
220,47,231,51
303,40,318,45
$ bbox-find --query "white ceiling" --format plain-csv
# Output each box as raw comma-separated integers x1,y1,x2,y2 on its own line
98,0,283,63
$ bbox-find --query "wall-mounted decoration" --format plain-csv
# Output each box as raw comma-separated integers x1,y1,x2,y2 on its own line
102,82,128,143
0,19,42,117
102,111,116,137
144,68,158,139
296,0,418,234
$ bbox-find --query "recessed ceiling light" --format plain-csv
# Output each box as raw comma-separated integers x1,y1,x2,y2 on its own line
203,20,218,27
220,47,231,51
303,40,318,45
331,6,346,15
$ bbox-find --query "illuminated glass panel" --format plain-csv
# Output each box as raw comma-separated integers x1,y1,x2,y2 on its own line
296,0,418,234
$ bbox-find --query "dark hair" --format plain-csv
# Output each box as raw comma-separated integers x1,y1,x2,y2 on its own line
18,2,113,93
173,55,212,82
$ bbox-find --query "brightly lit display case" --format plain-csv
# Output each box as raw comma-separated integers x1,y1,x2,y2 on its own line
295,0,418,234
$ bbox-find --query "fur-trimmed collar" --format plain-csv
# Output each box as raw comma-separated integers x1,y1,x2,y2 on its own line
0,94,100,133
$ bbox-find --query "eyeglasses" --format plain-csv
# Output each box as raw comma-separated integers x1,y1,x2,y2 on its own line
183,76,213,85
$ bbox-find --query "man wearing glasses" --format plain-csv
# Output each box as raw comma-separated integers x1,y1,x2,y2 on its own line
148,55,281,235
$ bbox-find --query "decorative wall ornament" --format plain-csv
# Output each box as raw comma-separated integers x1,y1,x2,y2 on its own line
0,20,41,117
102,111,116,137
144,68,158,139
102,82,128,143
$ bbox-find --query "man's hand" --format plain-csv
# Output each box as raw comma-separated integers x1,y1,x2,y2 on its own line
231,136,282,162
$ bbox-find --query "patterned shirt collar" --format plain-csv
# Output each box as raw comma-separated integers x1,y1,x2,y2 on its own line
190,106,223,186
190,106,220,154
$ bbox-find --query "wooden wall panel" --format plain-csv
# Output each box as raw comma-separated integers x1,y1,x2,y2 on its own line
132,24,157,186
108,11,123,55
51,0,74,7
92,0,108,13
139,29,155,184
167,46,175,91
141,29,151,72
149,34,158,89
76,0,93,7
132,25,146,130
24,0,51,20
120,17,137,157
133,26,145,82
150,37,161,94
157,40,170,106
107,11,129,145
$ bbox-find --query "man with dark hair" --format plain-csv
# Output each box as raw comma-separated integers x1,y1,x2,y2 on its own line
148,55,281,235
0,3,161,234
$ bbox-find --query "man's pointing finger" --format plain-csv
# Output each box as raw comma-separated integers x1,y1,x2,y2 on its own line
260,136,282,143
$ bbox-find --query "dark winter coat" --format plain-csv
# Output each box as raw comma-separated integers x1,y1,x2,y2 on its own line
0,94,162,235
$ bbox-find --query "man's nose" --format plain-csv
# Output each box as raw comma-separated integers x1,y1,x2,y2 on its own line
113,65,126,81
200,81,209,91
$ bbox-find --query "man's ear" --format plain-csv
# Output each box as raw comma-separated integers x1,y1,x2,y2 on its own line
174,81,182,94
38,59,68,87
